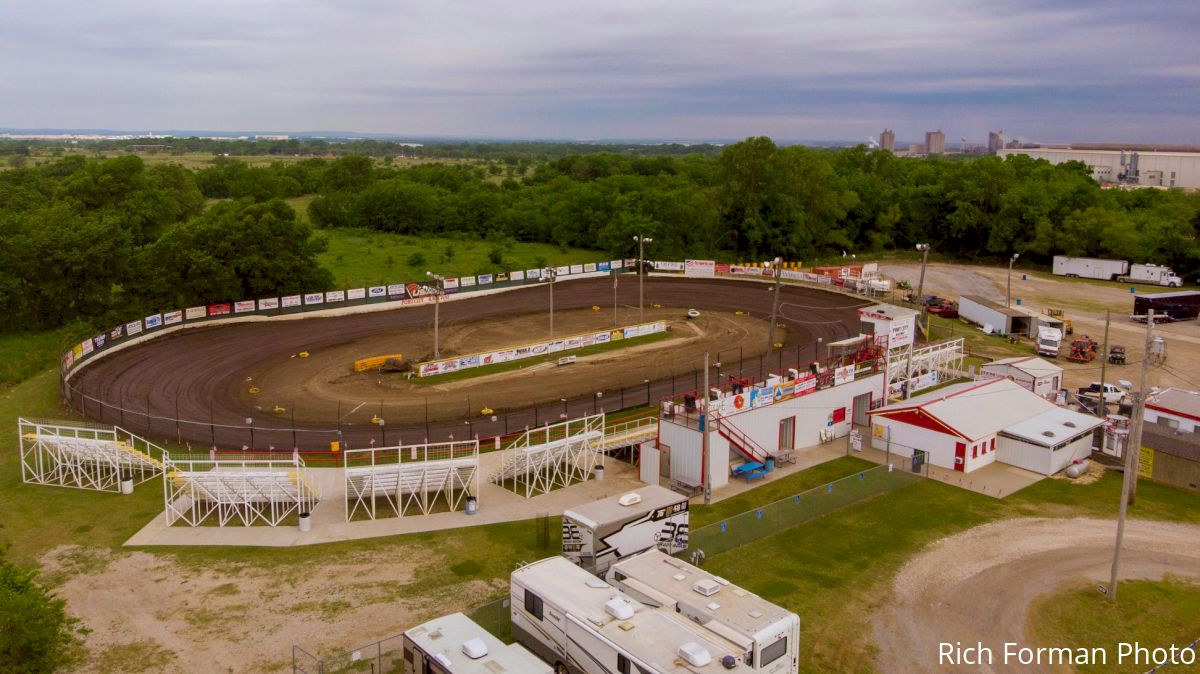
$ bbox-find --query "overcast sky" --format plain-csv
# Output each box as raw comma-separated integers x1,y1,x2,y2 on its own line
2,0,1197,143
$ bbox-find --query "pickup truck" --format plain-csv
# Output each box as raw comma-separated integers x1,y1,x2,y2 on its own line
1077,382,1125,404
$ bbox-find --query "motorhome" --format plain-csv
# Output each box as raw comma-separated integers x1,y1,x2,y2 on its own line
608,550,799,674
402,612,552,674
511,556,745,673
562,486,689,575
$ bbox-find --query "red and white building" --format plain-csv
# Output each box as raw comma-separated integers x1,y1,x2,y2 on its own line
868,378,1103,475
979,356,1064,398
1144,388,1200,433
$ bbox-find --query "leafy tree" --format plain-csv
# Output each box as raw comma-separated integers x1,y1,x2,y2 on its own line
0,549,85,673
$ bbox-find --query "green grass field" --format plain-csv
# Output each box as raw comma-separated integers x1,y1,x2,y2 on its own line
1029,577,1200,673
316,227,605,289
0,323,96,386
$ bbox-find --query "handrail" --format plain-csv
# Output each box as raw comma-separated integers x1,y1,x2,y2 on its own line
716,416,770,464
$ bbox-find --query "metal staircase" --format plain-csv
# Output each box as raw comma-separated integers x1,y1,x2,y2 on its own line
715,416,771,464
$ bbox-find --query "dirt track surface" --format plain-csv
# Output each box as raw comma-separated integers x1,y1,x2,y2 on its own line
70,276,868,450
871,517,1200,673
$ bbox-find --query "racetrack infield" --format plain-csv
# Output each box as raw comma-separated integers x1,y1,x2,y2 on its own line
68,276,870,450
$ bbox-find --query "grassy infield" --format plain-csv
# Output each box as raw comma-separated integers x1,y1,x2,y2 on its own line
3,368,1198,671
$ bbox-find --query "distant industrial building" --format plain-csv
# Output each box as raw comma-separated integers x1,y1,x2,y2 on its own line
997,146,1200,189
925,130,946,155
987,130,1006,154
880,128,895,152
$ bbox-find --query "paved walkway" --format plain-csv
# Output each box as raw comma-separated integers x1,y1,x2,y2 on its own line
125,433,855,547
852,444,1044,498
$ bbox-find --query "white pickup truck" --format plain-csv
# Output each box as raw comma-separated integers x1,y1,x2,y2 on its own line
1077,382,1125,404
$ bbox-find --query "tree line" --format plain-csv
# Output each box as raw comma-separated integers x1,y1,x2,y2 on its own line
2,138,1199,335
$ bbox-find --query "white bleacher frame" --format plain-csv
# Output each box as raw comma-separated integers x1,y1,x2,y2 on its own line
162,451,320,527
342,440,479,521
18,417,164,493
489,413,604,498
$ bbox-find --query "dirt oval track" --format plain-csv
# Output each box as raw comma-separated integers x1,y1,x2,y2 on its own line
68,277,869,451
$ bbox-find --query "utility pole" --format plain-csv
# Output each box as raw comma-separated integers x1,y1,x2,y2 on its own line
613,274,618,326
1108,308,1153,603
766,257,782,355
542,267,558,338
702,351,711,505
426,272,445,359
1097,310,1110,419
634,235,652,323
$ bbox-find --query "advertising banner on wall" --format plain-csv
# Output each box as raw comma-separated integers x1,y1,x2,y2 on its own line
126,320,144,336
347,288,366,300
460,276,476,287
234,300,256,313
406,282,438,298
495,272,508,282
144,314,163,329
598,262,610,271
716,263,731,274
443,277,460,290
510,270,526,281
303,293,323,305
257,298,279,311
368,286,386,298
110,325,125,340
526,268,541,279
281,295,302,308
184,306,205,320
208,303,232,316
92,333,107,349
478,274,493,285
834,365,856,386
387,284,406,297
73,344,83,359
569,264,584,274
164,310,183,325
685,259,716,277
584,262,597,273
80,338,94,355
889,317,914,348
654,261,685,272
325,290,346,303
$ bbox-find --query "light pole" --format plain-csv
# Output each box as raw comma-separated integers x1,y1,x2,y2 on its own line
906,244,930,400
633,235,653,322
426,272,445,358
1006,253,1020,308
765,256,783,354
914,243,930,308
541,267,558,338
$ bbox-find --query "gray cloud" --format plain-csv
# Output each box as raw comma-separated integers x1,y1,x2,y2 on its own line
0,0,1197,142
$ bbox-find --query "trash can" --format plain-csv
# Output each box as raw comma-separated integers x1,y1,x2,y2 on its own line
120,475,134,495
298,512,312,532
594,465,605,481
465,496,478,515
765,458,775,473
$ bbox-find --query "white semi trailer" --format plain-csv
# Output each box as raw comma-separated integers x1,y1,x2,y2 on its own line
562,486,689,576
401,612,552,674
511,556,744,674
1052,256,1128,281
1120,264,1183,287
608,550,799,674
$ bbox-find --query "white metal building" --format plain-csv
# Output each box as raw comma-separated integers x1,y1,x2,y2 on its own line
997,148,1200,189
979,356,1064,398
1145,388,1200,433
868,378,1103,475
959,295,1033,336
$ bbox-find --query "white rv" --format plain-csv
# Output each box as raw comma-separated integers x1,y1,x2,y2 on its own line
402,612,552,674
511,556,744,673
608,551,799,674
562,486,689,575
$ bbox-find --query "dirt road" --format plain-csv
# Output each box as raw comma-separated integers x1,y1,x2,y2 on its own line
871,517,1200,673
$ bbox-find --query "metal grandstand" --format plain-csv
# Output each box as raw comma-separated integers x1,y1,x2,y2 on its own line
343,440,479,520
163,451,320,527
489,413,605,498
18,418,164,493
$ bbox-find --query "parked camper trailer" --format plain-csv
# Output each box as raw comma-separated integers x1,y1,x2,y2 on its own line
511,557,743,674
562,486,689,575
402,612,552,674
609,550,799,674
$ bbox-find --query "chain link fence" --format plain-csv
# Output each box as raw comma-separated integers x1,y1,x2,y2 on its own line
686,464,922,558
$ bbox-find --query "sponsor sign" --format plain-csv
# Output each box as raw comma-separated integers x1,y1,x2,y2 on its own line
569,264,584,274
594,331,611,344
346,288,366,300
208,303,232,316
126,320,144,336
780,269,804,281
73,344,83,358
303,293,324,305
368,286,387,298
281,295,302,308
185,306,207,320
478,273,493,285
443,277,460,291
751,387,773,408
557,265,571,276
80,338,94,355
92,333,107,349
406,282,439,298
547,340,565,353
558,355,577,365
510,270,525,281
716,263,731,274
257,298,279,311
685,259,716,277
144,314,163,329
420,362,441,376
164,310,183,325
584,262,597,273
794,374,817,396
910,371,939,393
834,365,856,386
495,272,508,282
654,260,685,271
460,276,477,287
110,325,125,340
234,300,256,313
325,290,345,303
387,284,406,297
625,258,636,268
610,259,623,269
889,317,914,348
525,268,541,279
62,351,74,369
564,336,582,350
598,261,611,271
624,326,640,339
